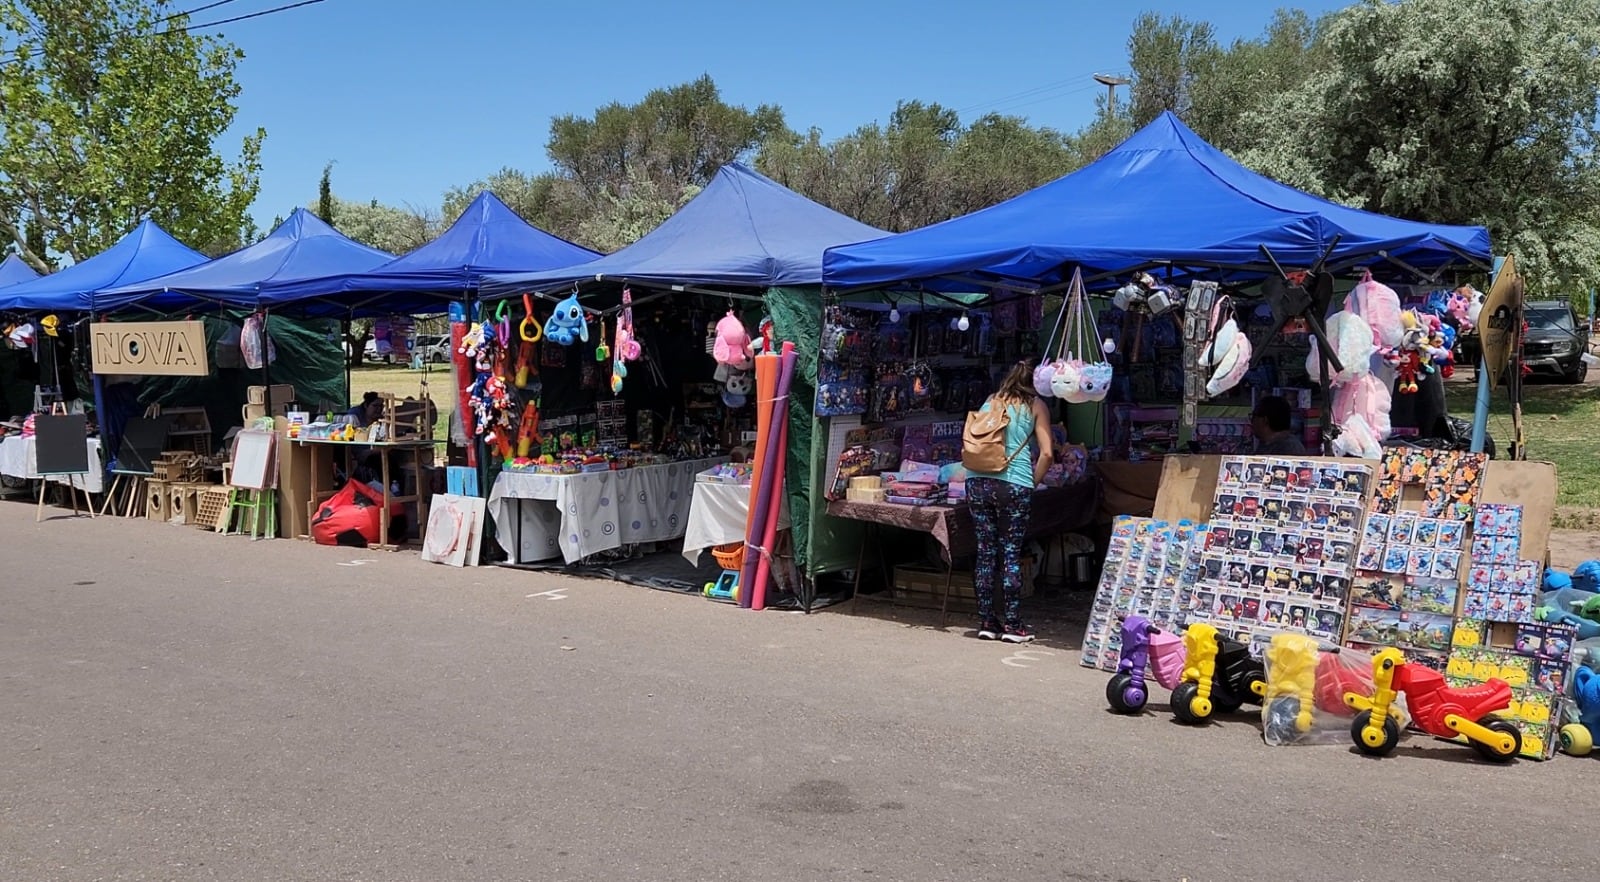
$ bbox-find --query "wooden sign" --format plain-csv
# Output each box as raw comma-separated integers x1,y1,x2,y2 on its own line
91,321,209,376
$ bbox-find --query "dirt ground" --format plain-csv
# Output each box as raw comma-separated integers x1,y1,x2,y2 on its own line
1546,528,1596,569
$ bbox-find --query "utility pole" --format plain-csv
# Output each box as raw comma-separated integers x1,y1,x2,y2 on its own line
1094,73,1132,115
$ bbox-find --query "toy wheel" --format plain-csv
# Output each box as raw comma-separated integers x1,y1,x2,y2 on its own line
1106,672,1147,714
1350,710,1399,756
1471,716,1522,762
1170,681,1211,725
1264,697,1302,744
703,582,714,596
1560,723,1593,756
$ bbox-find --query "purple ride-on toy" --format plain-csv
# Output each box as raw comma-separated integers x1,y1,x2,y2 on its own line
1107,614,1186,714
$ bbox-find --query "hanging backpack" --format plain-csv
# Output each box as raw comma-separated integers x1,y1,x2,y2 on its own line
962,398,1026,473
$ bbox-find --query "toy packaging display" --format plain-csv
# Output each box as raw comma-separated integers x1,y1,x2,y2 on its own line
1258,635,1389,746
1186,456,1370,645
1079,516,1202,672
1445,617,1576,760
1462,503,1538,624
1346,448,1489,670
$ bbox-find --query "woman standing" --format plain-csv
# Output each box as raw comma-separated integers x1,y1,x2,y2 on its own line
965,360,1054,643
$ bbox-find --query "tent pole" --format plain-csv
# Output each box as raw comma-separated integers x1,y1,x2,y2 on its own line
1469,256,1504,454
341,314,353,406
88,312,112,489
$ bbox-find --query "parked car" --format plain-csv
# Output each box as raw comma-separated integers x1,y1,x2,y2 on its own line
1455,299,1589,384
413,334,451,364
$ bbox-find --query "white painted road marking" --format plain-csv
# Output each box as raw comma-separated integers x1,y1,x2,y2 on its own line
1000,649,1055,668
336,559,378,567
526,589,569,601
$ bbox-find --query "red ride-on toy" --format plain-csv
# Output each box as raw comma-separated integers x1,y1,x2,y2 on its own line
1344,647,1521,761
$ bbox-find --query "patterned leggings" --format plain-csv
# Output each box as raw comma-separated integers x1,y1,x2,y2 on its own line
967,477,1032,626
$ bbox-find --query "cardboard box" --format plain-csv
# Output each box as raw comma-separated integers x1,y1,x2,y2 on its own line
245,384,297,420
275,428,313,539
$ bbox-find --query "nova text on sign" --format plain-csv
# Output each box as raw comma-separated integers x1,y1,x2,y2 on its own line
91,321,210,377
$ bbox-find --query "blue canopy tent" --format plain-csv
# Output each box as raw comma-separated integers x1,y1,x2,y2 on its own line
822,112,1491,292
482,163,888,294
258,192,601,317
101,208,393,308
0,253,41,289
0,220,208,313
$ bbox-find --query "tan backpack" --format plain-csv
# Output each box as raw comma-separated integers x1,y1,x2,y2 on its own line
962,398,1027,473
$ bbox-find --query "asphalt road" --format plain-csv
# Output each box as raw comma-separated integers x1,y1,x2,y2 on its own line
3,504,1596,882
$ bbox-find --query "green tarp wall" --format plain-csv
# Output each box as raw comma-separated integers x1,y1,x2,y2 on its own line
138,311,346,446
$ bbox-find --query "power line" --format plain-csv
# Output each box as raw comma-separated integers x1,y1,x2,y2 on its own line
0,0,325,65
157,0,243,25
170,0,326,33
954,69,1132,118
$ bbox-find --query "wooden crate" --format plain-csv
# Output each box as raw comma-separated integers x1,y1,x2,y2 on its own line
145,478,170,522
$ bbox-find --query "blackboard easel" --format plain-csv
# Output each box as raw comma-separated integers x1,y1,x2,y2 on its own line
33,405,94,522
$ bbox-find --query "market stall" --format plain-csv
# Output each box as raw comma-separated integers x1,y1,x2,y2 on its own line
479,163,889,604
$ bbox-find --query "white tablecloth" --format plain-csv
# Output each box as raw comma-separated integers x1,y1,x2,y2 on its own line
488,458,726,565
0,435,104,494
681,477,791,567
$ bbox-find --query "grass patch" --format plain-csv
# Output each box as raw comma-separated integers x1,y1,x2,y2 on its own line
348,363,455,446
1442,378,1600,525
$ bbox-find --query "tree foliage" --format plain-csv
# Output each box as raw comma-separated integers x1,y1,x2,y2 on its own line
309,195,432,256
1123,0,1600,294
756,100,1079,232
0,0,263,268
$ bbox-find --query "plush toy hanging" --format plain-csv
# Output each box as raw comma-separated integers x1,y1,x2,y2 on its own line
1043,267,1113,404
611,287,640,394
713,309,753,369
1345,270,1403,350
543,291,588,346
1199,294,1252,397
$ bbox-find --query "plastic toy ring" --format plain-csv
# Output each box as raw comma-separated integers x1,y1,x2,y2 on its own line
519,294,542,342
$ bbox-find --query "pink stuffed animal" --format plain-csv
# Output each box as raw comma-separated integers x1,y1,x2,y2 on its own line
713,310,753,370
1346,272,1403,350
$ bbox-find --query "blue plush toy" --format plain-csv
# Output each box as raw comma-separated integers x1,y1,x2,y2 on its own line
1561,660,1600,756
543,293,589,346
1573,560,1600,594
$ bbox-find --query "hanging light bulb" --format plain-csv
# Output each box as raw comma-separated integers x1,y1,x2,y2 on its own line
1102,337,1116,355
957,312,970,332
888,306,901,323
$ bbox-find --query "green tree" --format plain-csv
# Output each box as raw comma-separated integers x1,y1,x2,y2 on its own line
546,75,786,247
1304,0,1600,293
441,167,585,244
310,196,432,255
758,101,1077,231
1126,13,1219,130
318,163,336,230
0,0,264,270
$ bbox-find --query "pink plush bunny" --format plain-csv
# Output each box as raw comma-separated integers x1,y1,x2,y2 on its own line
713,311,752,369
1346,271,1403,350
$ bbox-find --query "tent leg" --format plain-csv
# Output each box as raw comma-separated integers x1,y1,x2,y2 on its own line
1470,257,1506,454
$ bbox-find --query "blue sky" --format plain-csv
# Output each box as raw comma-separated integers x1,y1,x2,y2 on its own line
215,0,1350,230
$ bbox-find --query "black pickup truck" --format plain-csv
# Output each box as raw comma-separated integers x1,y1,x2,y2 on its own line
1457,299,1589,384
